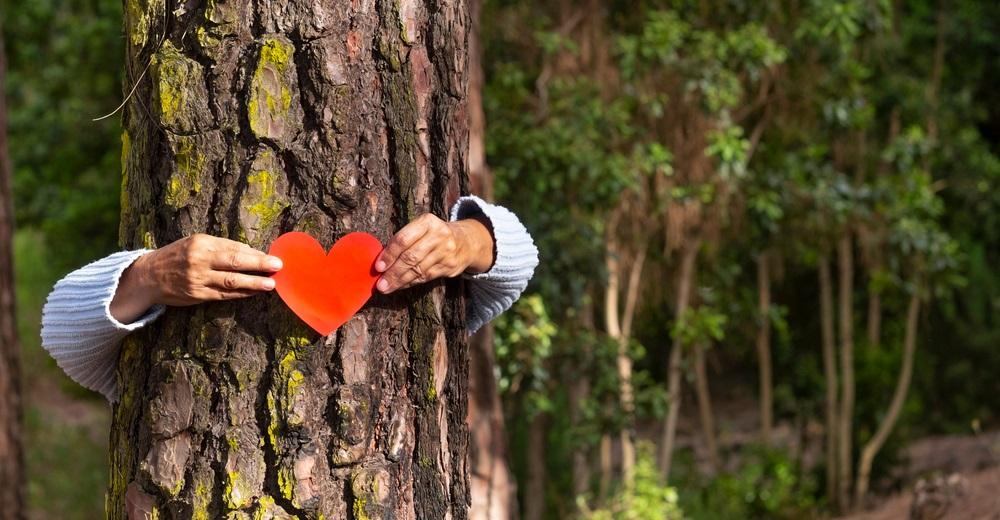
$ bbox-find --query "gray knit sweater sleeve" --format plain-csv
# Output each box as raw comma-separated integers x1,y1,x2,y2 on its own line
451,196,539,333
40,250,166,401
40,198,537,402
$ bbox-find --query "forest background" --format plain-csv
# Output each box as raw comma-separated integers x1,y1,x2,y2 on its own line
3,0,1000,518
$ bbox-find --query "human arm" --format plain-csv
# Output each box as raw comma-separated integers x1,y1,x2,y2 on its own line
374,195,540,332
41,235,282,401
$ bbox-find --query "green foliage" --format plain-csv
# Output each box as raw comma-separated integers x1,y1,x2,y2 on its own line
672,306,727,349
488,68,634,311
494,295,559,416
24,405,110,519
677,447,818,519
579,444,684,520
15,231,109,518
13,231,59,377
617,11,786,115
4,0,124,270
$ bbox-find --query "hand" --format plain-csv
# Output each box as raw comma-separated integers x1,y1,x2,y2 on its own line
110,234,284,324
374,213,495,294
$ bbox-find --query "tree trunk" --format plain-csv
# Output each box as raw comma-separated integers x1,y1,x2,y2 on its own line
0,26,26,519
601,237,620,498
819,258,839,505
569,298,594,500
466,0,493,203
466,1,516,518
693,343,719,474
659,240,699,479
111,2,471,518
618,243,646,487
866,289,881,350
468,324,517,520
605,235,646,489
523,413,547,520
756,251,773,444
837,234,855,511
568,378,591,498
598,434,612,499
855,290,921,503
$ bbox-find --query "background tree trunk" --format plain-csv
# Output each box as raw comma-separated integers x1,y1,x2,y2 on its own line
819,258,839,505
466,0,517,518
618,242,646,487
598,434,612,499
569,299,594,500
866,288,881,350
600,235,620,499
693,342,719,474
659,240,700,479
837,234,855,511
0,25,26,519
109,1,470,518
468,323,517,520
605,233,646,488
523,413,547,520
756,251,773,444
856,290,921,503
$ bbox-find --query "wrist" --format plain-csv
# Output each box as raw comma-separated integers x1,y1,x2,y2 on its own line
109,250,160,325
124,251,159,308
452,218,495,274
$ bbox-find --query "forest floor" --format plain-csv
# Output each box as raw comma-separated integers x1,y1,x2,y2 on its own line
839,433,1000,520
23,350,1000,519
647,385,1000,519
840,466,1000,520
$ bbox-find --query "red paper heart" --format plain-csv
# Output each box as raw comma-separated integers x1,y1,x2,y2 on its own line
268,231,384,335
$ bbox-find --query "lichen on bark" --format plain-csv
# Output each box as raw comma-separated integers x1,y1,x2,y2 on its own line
248,36,302,147
237,148,290,248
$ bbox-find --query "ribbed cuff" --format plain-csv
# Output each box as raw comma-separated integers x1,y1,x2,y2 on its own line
449,196,540,332
41,249,165,402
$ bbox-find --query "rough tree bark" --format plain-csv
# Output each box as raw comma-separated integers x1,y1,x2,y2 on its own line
819,258,839,505
756,250,773,444
466,0,517,517
0,26,26,519
110,1,471,518
836,234,855,511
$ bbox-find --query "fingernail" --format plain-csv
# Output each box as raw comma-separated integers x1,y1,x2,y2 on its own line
377,278,390,293
375,260,386,272
262,278,276,290
268,257,283,270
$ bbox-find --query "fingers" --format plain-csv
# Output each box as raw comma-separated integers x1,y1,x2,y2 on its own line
378,251,448,293
375,215,434,273
376,231,443,293
168,271,274,306
208,271,277,293
203,237,283,272
209,248,283,273
208,289,263,301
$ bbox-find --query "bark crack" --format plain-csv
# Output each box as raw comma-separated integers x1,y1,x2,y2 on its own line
256,340,310,518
